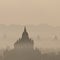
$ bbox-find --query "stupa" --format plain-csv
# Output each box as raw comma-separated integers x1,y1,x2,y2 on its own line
14,27,34,49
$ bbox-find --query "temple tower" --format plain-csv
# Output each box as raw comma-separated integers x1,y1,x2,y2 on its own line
14,27,34,49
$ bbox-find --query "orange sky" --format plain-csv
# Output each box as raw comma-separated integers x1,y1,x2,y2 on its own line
0,0,59,26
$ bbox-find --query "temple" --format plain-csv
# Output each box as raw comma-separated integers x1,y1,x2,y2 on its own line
14,27,34,49
4,27,41,60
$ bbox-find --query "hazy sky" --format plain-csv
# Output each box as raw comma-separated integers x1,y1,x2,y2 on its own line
0,0,59,26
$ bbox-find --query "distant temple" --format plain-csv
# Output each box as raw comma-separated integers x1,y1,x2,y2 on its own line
14,27,34,49
4,27,41,60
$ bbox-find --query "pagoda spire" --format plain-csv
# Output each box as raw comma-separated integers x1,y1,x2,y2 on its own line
14,26,34,48
24,26,27,32
21,26,29,40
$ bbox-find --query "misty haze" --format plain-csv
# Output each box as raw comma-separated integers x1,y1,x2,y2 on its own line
0,0,59,59
0,25,60,60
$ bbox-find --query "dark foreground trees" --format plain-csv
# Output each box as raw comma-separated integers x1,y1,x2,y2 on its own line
4,48,41,60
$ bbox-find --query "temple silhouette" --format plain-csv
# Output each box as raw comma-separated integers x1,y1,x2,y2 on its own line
14,27,34,49
4,27,41,60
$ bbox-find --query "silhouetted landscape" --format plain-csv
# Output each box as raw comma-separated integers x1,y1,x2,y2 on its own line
0,25,60,60
0,0,59,59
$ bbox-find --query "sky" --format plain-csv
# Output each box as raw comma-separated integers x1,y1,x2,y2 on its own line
0,0,60,26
